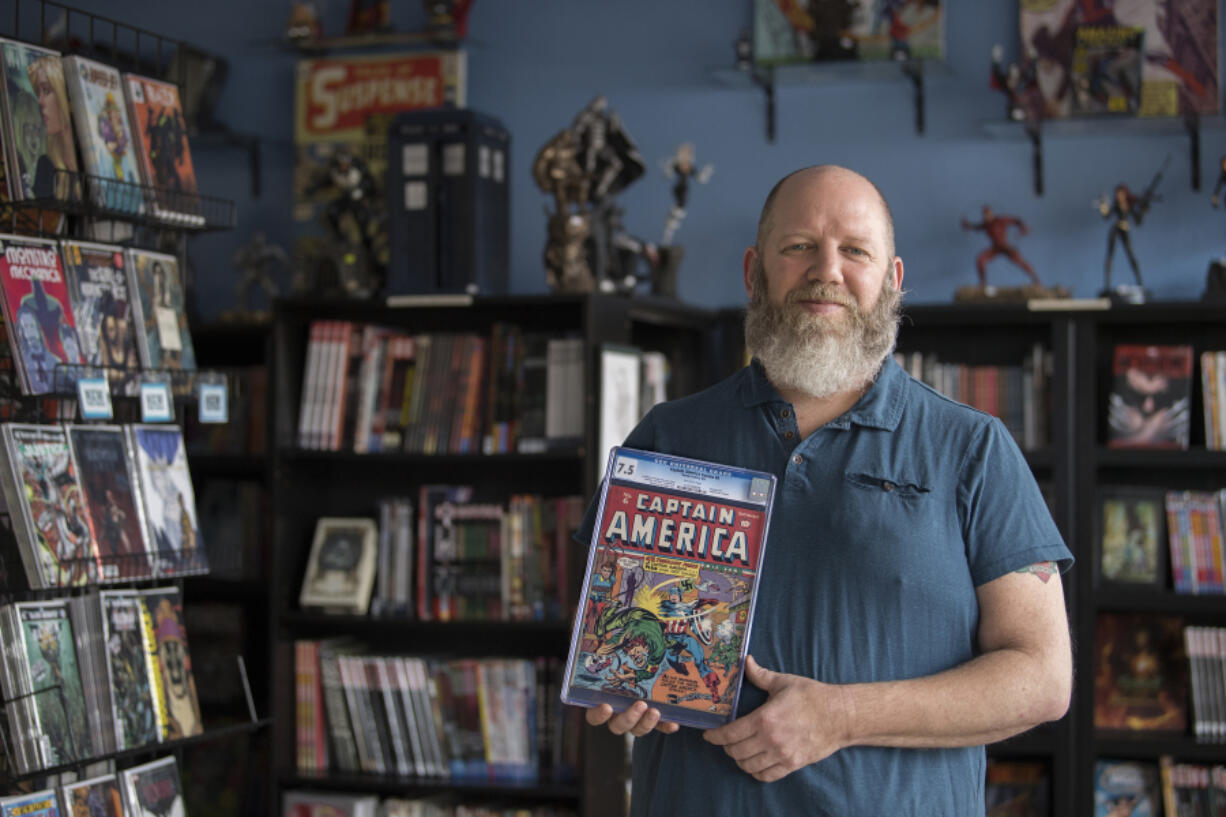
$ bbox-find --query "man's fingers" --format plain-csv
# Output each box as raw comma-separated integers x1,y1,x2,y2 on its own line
630,705,662,737
585,703,614,726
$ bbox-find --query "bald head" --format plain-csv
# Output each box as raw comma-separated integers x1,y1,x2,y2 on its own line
755,165,896,260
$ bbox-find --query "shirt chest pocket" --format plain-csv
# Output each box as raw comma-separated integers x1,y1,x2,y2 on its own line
845,471,931,500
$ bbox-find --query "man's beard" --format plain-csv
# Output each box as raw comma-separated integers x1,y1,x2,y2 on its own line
743,259,902,399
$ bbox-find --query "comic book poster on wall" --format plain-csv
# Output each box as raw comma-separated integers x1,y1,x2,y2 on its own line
562,446,776,729
292,51,466,268
1020,0,1219,119
753,0,943,66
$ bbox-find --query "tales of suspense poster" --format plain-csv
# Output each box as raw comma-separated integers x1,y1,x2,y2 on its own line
563,447,775,729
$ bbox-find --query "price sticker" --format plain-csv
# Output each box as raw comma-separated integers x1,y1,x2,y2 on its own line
140,381,174,423
198,382,228,424
76,376,112,420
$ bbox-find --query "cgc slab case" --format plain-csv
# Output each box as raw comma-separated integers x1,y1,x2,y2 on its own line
562,446,775,729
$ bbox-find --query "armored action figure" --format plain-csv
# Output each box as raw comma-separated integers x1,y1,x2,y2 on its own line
301,147,383,296
1097,158,1167,298
960,205,1041,289
228,231,289,320
533,96,647,293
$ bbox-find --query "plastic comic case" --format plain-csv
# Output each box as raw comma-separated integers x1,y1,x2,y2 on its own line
562,446,776,730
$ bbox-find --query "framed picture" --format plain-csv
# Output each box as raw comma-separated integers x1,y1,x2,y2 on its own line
299,517,378,614
1097,488,1168,588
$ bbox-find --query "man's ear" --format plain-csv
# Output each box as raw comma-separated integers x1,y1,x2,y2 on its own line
891,255,904,291
743,246,758,298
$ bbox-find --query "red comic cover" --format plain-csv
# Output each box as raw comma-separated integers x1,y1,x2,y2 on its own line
0,233,83,395
562,446,776,729
123,73,202,225
1106,343,1193,449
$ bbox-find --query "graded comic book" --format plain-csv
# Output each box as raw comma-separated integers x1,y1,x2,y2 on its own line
62,55,145,216
61,240,141,396
562,446,776,730
125,248,196,374
126,424,207,577
123,72,202,225
0,423,95,588
67,424,154,581
0,233,84,395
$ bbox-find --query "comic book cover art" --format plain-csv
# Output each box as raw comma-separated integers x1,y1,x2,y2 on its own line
67,425,153,581
0,423,95,588
1020,0,1219,119
1106,344,1193,450
126,248,195,373
100,590,159,751
0,234,84,395
61,773,124,817
62,240,141,396
123,73,201,225
120,756,184,817
563,446,776,729
15,599,91,767
127,425,206,577
0,39,81,204
753,0,943,66
292,51,466,266
1094,612,1187,732
1098,487,1166,586
0,789,59,817
141,586,203,739
62,56,144,215
1094,758,1162,817
985,759,1050,817
1070,24,1144,115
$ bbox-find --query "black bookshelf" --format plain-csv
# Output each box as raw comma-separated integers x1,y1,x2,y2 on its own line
268,293,724,817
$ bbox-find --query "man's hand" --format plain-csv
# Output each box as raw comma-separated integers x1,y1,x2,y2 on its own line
702,656,851,783
586,701,680,738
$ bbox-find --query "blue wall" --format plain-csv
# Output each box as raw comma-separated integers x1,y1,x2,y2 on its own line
54,1,1226,317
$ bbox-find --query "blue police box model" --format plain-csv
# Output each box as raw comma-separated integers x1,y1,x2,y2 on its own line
385,108,509,295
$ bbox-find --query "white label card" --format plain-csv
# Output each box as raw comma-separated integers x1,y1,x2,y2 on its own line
198,382,228,423
155,307,181,352
140,382,174,422
77,376,112,420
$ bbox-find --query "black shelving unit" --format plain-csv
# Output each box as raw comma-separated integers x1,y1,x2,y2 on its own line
268,293,724,817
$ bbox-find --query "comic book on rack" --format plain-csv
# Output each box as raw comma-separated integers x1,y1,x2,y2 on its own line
60,773,124,817
0,789,59,817
12,598,91,768
0,423,95,589
99,589,160,751
141,585,202,739
562,446,776,730
125,248,196,374
61,240,141,396
125,424,206,577
62,55,145,216
0,233,84,395
67,424,154,581
123,72,202,225
119,755,184,817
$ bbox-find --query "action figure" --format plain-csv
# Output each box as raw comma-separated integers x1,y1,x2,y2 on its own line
990,44,1042,122
533,96,648,294
660,142,713,246
424,0,474,40
286,2,321,41
960,205,1041,289
1210,155,1226,209
346,0,390,35
227,231,289,320
301,148,383,296
1096,158,1167,299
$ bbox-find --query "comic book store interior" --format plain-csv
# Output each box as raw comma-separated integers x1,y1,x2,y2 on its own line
4,0,1226,816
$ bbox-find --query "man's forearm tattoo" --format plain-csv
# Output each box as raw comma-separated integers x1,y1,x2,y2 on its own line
1015,561,1058,583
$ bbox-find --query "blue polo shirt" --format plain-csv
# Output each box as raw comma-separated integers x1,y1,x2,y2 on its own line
579,356,1072,817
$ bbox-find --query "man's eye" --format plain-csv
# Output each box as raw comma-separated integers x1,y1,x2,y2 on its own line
843,246,869,257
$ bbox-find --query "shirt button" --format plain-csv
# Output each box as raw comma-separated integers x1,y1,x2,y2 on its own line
784,431,794,439
792,454,803,465
882,481,895,492
780,408,791,418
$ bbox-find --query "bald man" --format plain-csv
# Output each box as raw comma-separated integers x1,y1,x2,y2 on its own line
579,166,1073,816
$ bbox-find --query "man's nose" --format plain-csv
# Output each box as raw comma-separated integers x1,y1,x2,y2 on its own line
805,246,843,284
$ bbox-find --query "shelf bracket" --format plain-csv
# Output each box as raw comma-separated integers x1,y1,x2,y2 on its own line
1026,120,1044,197
901,59,925,134
750,66,777,143
1185,111,1201,191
